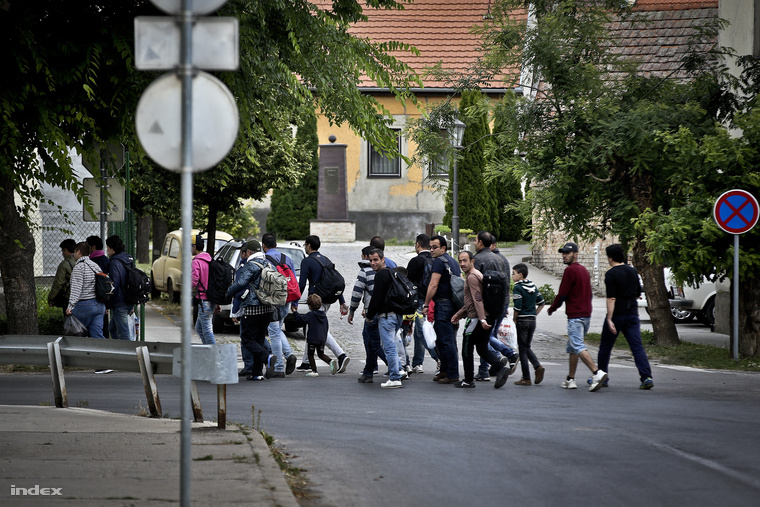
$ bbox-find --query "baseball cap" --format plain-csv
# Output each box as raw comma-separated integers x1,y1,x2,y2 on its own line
558,242,579,253
242,240,261,253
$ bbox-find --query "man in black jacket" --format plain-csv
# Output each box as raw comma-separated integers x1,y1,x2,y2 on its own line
365,249,403,389
406,233,438,373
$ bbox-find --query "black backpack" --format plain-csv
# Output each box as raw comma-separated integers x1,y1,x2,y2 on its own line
200,258,235,305
481,269,508,317
312,255,345,305
87,263,115,304
385,268,419,315
115,258,151,305
417,255,435,299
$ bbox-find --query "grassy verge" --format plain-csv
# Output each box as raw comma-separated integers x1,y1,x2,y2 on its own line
585,331,760,372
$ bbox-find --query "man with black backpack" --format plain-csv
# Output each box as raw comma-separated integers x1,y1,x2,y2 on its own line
293,235,350,373
106,235,136,341
406,233,439,374
191,234,218,345
473,231,518,381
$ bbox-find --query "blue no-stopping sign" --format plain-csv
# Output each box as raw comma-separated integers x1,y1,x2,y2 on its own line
714,189,759,235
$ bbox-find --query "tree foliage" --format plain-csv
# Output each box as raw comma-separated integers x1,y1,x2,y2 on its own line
267,109,319,240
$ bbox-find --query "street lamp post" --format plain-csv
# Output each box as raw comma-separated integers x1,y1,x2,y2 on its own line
450,119,465,254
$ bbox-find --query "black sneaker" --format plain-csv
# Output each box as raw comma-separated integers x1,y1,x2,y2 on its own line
285,355,297,375
494,364,511,389
271,372,285,379
474,373,490,382
508,355,519,375
238,369,252,377
296,363,311,371
337,354,351,373
357,374,373,383
246,375,265,381
264,354,275,379
454,380,475,388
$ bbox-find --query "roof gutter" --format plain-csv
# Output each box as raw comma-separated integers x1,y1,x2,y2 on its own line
356,87,522,95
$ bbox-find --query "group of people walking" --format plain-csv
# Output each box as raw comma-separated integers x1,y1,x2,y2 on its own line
49,235,138,350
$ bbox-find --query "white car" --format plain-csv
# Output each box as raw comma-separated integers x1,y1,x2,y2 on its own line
213,239,308,332
638,268,716,326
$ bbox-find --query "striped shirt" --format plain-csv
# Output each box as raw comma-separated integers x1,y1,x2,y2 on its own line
68,256,102,310
349,262,375,316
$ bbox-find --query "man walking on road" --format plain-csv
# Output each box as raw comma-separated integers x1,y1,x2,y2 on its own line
365,249,403,389
424,235,461,384
262,233,298,378
106,235,136,341
451,251,511,389
547,242,607,392
406,233,438,373
294,235,350,373
597,244,653,390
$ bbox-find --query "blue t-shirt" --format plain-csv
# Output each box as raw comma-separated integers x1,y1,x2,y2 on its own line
431,253,461,301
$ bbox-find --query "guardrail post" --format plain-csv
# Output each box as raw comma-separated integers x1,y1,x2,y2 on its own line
136,346,162,417
47,337,67,408
217,385,226,429
190,381,203,422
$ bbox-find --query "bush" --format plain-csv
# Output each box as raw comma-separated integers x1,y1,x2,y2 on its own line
0,285,65,335
538,284,556,307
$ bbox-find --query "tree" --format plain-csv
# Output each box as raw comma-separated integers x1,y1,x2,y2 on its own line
267,109,319,239
443,90,495,235
0,0,421,334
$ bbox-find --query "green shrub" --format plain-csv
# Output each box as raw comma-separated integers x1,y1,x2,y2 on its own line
0,285,65,335
538,284,556,307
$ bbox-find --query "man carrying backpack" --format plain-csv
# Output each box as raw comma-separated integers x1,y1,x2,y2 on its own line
406,233,439,374
261,233,298,378
191,234,218,345
106,235,136,341
293,235,350,373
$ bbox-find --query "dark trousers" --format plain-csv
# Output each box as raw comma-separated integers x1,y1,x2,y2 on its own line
433,299,459,380
462,318,503,383
307,343,332,373
240,313,271,376
362,316,387,376
598,314,652,381
516,317,540,380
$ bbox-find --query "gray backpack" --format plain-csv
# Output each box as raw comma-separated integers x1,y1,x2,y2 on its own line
251,260,288,306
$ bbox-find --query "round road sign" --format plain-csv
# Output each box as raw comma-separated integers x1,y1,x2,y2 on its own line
136,71,239,172
713,189,759,234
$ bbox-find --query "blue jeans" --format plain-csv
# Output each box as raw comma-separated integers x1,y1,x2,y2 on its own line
72,299,106,339
195,300,216,345
566,317,590,354
378,313,401,381
599,314,652,381
433,299,459,380
362,316,386,376
109,305,135,341
412,305,438,367
478,337,516,376
268,304,293,372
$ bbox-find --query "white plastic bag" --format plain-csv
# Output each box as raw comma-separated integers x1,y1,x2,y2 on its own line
422,320,437,349
497,312,518,350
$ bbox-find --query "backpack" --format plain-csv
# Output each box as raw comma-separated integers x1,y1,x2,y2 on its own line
385,268,419,315
87,263,115,304
312,255,345,305
251,260,288,306
200,258,235,305
446,263,465,310
481,269,508,317
115,258,152,305
266,254,301,303
417,255,435,299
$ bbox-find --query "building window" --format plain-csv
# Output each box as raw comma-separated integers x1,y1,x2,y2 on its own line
428,157,449,178
368,130,401,178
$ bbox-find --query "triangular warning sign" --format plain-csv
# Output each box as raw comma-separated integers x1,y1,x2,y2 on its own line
149,121,163,134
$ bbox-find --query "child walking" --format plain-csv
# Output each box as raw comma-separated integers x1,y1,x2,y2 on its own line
292,294,334,377
511,263,546,386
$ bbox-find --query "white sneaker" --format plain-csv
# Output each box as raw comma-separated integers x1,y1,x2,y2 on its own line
381,379,403,389
561,378,577,389
305,371,319,377
400,370,408,380
589,370,608,392
412,365,424,374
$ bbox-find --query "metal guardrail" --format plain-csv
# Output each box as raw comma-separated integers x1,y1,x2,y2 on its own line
0,335,235,428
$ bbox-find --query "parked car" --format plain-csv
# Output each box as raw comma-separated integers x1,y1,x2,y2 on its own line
212,239,308,332
638,268,717,326
665,268,717,326
150,229,233,303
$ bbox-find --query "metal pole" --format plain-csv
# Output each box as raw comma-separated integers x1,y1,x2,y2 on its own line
179,1,194,505
100,155,107,243
733,234,739,361
452,150,459,254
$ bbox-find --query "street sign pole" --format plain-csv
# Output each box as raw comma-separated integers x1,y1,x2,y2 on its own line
713,189,760,361
179,1,194,505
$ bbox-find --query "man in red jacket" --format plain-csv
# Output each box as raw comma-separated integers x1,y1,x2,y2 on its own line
547,242,607,392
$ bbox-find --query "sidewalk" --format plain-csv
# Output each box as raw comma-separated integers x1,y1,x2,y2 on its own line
0,405,299,506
